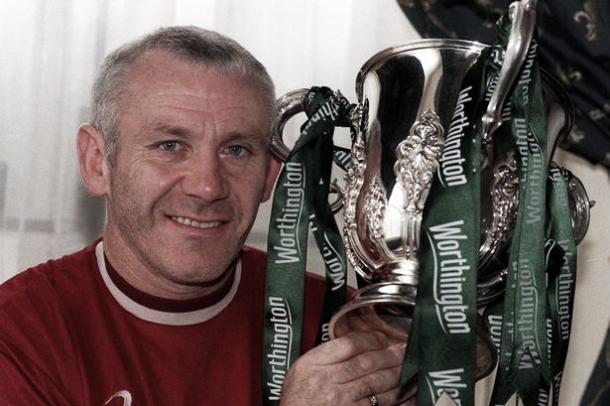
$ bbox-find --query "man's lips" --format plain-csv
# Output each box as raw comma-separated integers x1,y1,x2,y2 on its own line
170,215,224,230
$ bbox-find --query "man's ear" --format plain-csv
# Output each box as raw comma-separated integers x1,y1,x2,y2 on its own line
76,124,110,196
261,155,282,202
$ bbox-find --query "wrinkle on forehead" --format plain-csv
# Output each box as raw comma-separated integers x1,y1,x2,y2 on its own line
116,51,273,140
119,50,272,117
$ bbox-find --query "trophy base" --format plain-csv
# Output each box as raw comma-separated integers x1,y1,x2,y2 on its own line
329,282,497,380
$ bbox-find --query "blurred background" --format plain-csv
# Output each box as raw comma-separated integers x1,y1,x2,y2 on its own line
0,1,608,404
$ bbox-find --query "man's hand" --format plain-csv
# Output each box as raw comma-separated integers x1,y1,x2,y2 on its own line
280,331,416,405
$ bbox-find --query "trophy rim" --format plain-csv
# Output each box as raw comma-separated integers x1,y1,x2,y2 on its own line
356,38,489,95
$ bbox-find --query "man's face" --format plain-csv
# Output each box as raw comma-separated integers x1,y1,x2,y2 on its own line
102,51,277,293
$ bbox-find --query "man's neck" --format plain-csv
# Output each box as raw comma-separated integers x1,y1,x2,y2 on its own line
102,225,236,301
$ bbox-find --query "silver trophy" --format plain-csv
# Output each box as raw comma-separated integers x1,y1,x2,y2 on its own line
271,0,592,387
273,36,502,380
329,37,500,379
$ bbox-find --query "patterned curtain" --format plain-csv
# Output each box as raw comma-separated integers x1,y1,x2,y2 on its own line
396,0,610,169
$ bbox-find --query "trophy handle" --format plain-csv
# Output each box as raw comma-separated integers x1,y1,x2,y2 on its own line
270,88,350,214
328,180,344,214
481,0,537,147
269,88,310,162
541,70,575,163
567,171,595,244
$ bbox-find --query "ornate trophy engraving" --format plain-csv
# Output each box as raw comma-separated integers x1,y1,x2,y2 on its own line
393,111,444,262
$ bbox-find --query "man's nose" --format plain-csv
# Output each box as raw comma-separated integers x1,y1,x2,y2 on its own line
179,155,229,202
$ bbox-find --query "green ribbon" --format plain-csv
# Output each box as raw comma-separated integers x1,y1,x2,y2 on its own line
262,87,352,405
400,48,490,406
486,169,577,406
546,165,578,405
487,14,552,404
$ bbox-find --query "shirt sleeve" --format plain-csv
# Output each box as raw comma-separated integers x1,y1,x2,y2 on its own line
0,345,73,405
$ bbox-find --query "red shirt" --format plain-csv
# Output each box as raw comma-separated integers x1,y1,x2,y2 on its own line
0,241,326,405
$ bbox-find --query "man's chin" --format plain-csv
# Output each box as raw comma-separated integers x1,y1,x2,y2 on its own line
164,260,236,288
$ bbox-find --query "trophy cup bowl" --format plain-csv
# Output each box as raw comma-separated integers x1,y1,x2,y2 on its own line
330,39,498,380
272,38,500,382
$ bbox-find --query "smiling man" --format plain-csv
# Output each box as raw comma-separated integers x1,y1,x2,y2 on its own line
86,49,278,300
0,26,407,405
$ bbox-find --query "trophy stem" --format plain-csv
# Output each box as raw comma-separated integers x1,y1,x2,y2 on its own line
383,259,419,286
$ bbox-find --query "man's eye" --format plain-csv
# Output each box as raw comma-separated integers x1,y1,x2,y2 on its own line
159,141,180,152
227,144,247,157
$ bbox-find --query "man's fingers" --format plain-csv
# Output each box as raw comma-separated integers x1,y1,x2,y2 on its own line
307,331,389,364
354,385,417,406
347,366,405,405
334,342,405,383
353,387,416,406
280,335,413,406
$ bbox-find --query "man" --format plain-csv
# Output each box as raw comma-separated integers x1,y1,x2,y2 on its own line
0,26,406,405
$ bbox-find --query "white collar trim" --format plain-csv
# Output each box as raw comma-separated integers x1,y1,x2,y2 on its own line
95,241,241,326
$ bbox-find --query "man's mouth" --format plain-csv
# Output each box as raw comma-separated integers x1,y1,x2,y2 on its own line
170,215,223,230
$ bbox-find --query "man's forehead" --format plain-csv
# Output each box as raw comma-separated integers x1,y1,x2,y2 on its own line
121,51,267,105
114,50,274,136
125,50,222,90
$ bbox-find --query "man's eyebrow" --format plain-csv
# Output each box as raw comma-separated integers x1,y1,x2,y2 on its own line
223,131,270,148
143,125,271,148
149,125,191,138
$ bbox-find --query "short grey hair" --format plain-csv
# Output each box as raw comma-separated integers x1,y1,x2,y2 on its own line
91,25,276,164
